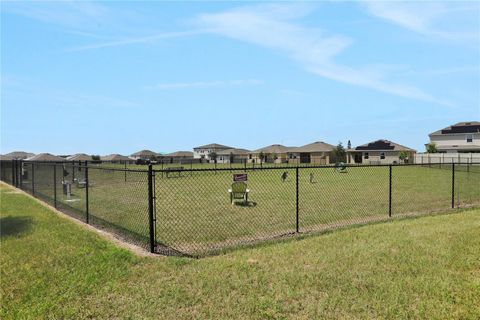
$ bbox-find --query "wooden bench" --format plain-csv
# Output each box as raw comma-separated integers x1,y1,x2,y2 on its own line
164,167,184,178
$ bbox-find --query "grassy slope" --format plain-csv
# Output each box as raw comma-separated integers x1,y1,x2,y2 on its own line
19,164,480,255
1,183,479,319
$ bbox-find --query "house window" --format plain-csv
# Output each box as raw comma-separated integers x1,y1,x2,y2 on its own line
466,134,473,143
364,152,369,160
380,152,385,160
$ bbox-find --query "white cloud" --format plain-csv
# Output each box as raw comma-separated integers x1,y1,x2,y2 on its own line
2,1,110,29
363,2,479,40
192,4,453,106
146,79,263,90
67,29,208,51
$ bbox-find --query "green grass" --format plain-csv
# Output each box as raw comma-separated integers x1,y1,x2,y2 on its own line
16,163,480,255
1,183,479,319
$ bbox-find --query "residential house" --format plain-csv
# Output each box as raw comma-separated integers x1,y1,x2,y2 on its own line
193,143,233,161
347,140,416,164
287,141,335,164
25,153,66,162
131,149,160,160
101,154,134,163
248,144,293,164
66,153,93,161
427,121,480,153
3,151,35,160
162,151,194,164
216,148,250,164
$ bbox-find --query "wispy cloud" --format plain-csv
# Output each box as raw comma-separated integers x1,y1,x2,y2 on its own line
67,29,208,52
146,79,263,90
192,4,453,106
363,2,479,40
2,1,110,29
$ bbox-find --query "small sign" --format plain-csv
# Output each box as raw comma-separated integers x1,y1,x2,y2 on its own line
233,173,247,182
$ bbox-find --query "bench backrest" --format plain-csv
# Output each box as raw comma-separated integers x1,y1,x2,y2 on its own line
231,182,247,193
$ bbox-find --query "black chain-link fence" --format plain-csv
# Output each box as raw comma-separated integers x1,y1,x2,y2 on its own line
1,160,479,256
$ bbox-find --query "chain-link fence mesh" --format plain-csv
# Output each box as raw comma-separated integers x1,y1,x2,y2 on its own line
1,160,479,256
154,168,296,255
87,166,150,249
299,166,389,233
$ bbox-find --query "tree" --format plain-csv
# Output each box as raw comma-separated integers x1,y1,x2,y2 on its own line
399,151,408,163
258,151,265,164
332,142,346,164
426,143,437,153
208,152,218,163
347,140,351,149
271,152,278,162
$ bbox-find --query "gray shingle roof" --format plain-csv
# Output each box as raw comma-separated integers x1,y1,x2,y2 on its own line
4,151,35,159
66,153,93,161
251,144,294,154
430,121,480,136
288,141,335,153
162,151,194,158
25,153,66,162
101,154,133,161
350,140,416,152
131,149,159,157
193,143,233,150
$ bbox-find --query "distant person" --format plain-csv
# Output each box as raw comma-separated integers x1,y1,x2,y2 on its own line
281,171,288,182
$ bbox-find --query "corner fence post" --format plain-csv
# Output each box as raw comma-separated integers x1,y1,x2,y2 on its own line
53,164,57,208
31,163,35,195
388,165,392,217
85,161,90,223
11,160,16,186
296,167,299,233
19,160,23,188
148,164,155,253
451,163,455,208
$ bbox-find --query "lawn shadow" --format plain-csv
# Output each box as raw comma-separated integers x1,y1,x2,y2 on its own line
1,216,33,238
234,201,257,208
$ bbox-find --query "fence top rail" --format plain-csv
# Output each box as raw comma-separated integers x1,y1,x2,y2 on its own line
2,160,148,173
153,161,480,173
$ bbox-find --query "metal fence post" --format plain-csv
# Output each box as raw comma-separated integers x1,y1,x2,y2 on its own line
31,163,35,195
19,161,23,188
85,161,89,223
296,167,299,233
451,163,455,208
148,164,155,253
11,160,16,186
388,165,392,217
53,164,57,208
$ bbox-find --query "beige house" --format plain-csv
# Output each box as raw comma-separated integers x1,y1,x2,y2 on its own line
66,153,93,161
3,151,35,160
347,140,416,164
162,151,194,163
193,143,233,161
131,150,160,160
216,148,250,164
25,153,66,162
101,154,134,163
427,121,480,153
287,141,335,164
248,144,292,163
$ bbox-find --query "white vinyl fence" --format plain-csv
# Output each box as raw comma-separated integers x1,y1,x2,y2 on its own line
415,153,480,164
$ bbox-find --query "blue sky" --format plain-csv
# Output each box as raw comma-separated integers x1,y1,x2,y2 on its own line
1,1,479,155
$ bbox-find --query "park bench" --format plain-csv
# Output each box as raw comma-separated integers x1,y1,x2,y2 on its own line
164,166,184,178
75,178,87,188
228,182,250,205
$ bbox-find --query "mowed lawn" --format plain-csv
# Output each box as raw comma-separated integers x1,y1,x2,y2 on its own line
16,164,480,255
1,183,480,319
